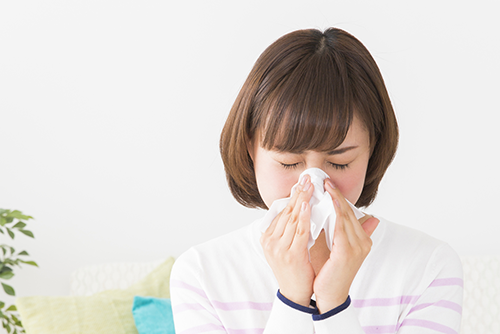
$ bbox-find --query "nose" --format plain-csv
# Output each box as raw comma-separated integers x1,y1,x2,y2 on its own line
304,157,328,172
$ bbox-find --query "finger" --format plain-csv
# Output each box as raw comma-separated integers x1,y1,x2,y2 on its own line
348,209,370,241
352,214,378,240
264,210,283,236
325,181,357,239
268,175,313,240
288,174,310,209
290,201,311,251
361,216,380,238
290,176,314,224
331,197,349,248
279,178,314,248
325,180,366,244
324,179,355,218
269,207,292,240
279,208,301,250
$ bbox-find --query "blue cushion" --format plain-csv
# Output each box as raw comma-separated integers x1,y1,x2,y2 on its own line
132,296,175,334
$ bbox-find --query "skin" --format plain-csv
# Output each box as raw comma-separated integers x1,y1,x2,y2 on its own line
248,115,380,313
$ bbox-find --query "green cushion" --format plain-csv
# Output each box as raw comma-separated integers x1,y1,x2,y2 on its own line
16,257,175,334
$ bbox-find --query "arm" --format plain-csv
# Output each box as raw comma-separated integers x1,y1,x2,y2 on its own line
170,247,316,334
170,251,228,333
395,244,463,333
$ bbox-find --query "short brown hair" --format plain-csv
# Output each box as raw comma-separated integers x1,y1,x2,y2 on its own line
220,27,398,209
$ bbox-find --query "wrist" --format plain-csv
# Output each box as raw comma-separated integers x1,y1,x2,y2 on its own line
312,296,351,321
278,289,312,308
316,294,349,314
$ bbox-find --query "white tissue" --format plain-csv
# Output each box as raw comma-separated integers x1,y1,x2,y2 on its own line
260,168,365,250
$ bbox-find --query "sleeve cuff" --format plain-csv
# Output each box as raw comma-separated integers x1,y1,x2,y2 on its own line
276,290,317,314
312,296,351,321
265,291,315,333
276,290,350,320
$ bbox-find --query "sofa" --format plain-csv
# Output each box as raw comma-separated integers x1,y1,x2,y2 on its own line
16,256,500,333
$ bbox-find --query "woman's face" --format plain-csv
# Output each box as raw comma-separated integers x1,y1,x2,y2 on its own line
248,115,371,208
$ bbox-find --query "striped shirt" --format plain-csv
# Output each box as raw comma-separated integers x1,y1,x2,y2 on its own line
170,217,463,333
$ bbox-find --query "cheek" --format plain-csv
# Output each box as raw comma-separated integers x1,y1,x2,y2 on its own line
254,164,298,208
329,167,367,204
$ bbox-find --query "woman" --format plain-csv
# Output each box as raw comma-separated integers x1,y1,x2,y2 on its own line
170,27,463,334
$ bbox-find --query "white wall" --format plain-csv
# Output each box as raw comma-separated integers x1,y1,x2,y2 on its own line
0,0,498,302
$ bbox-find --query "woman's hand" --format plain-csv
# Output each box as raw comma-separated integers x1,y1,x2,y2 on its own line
313,179,380,313
260,175,316,307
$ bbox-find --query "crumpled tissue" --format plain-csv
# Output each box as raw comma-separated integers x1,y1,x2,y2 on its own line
260,168,365,250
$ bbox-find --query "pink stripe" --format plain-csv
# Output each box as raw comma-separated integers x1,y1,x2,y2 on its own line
361,325,398,333
212,301,273,311
429,278,464,288
175,301,269,319
174,300,272,313
171,279,209,299
409,300,462,315
352,295,419,307
173,298,272,313
173,302,209,313
400,319,457,334
173,301,223,324
179,323,225,334
179,324,263,334
171,279,272,312
227,329,264,334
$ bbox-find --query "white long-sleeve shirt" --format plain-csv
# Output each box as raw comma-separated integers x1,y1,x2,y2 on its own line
170,217,463,334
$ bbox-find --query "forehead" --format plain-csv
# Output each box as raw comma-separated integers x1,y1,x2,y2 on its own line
340,115,370,148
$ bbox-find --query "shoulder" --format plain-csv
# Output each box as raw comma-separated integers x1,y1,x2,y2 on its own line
352,217,463,332
375,218,460,261
367,217,463,287
170,219,266,282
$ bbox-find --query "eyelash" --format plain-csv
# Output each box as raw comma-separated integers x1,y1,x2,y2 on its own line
280,162,349,170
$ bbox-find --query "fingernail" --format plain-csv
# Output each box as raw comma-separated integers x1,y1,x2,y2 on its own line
303,179,311,191
326,179,335,189
301,201,307,211
300,175,308,186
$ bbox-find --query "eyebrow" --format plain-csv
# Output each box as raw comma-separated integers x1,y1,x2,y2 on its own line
327,146,359,155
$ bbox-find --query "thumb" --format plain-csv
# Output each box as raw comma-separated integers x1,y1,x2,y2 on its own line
361,217,379,237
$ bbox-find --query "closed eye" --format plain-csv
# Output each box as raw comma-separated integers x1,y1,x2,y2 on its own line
280,162,349,170
328,162,349,170
280,162,299,170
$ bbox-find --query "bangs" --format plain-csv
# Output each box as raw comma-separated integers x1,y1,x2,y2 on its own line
250,46,356,153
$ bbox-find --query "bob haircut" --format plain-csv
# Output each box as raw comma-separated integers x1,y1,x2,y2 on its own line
220,27,398,209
